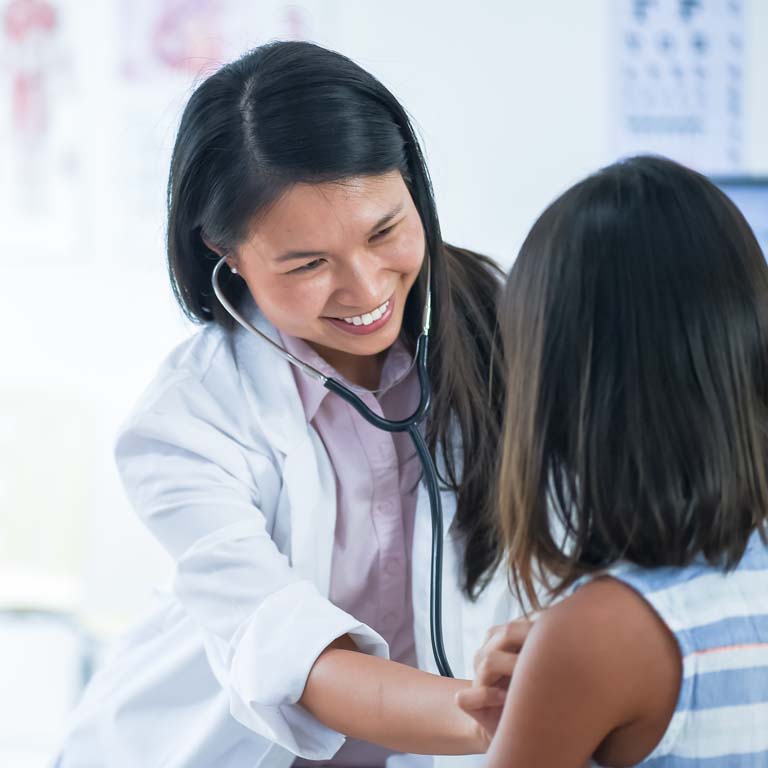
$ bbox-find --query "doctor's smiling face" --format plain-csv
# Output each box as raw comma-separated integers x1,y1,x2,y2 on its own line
226,171,426,387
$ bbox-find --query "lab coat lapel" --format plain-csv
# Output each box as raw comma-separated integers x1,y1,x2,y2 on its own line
282,430,337,595
236,302,337,597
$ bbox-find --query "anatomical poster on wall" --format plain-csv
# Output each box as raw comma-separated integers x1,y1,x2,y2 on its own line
0,0,334,268
0,0,83,264
113,0,329,267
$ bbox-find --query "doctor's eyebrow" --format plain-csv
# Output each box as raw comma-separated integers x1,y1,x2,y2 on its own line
367,202,404,234
273,203,405,264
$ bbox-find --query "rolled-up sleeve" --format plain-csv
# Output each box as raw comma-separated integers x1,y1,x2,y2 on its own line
114,376,388,759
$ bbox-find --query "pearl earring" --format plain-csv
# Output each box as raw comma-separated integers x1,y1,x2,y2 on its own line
230,266,238,275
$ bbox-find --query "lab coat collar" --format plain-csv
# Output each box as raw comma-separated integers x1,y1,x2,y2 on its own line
233,297,337,593
278,333,332,423
233,297,312,456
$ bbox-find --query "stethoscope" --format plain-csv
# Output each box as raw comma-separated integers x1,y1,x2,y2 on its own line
211,255,454,678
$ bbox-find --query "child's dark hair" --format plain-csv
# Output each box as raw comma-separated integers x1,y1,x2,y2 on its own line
497,155,768,608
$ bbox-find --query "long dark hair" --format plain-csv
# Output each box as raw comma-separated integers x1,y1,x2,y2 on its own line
167,41,504,597
498,155,768,609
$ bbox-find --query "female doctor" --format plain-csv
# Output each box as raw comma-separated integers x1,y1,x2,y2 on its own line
56,41,517,768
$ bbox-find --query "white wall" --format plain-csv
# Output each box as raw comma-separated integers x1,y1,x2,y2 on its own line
335,0,613,263
2,0,767,642
337,0,768,264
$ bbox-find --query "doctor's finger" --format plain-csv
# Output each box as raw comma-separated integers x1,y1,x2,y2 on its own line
481,623,507,645
455,685,507,713
473,621,531,674
474,649,519,687
481,619,532,653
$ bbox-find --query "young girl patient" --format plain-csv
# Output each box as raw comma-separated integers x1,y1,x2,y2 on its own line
458,155,768,767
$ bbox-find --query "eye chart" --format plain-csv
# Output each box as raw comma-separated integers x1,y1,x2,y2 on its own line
612,0,745,173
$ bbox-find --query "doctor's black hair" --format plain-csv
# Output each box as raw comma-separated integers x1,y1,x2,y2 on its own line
166,41,505,597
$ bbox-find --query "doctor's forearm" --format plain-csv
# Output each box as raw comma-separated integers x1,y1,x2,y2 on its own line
299,639,480,754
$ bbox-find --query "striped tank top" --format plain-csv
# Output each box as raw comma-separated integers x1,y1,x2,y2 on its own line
590,528,768,767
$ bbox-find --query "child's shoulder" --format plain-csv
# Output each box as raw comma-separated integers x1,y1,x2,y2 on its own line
535,575,681,687
540,575,682,692
524,577,682,766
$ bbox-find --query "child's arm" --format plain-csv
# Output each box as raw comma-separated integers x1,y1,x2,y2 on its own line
480,578,682,768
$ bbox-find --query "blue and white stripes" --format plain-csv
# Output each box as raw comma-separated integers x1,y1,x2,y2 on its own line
608,530,768,766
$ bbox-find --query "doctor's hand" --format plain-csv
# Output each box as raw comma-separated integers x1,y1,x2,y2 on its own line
455,619,533,749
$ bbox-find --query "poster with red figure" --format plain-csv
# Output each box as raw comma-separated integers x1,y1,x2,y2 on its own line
1,0,80,252
0,0,332,267
118,0,315,83
111,0,326,266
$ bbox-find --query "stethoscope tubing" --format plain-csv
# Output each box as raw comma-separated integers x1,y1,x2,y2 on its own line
211,256,454,678
324,336,452,678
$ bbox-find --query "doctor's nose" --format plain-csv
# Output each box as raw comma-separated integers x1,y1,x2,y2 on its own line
333,255,388,309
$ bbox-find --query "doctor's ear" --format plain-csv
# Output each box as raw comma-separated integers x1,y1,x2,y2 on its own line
202,235,240,275
201,234,223,257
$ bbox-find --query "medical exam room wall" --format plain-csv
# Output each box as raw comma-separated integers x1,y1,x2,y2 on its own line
1,1,767,764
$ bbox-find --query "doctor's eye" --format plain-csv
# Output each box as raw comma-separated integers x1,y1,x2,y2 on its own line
291,258,325,274
370,223,397,242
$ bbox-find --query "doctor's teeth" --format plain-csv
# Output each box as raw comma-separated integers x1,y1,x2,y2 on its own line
341,300,390,325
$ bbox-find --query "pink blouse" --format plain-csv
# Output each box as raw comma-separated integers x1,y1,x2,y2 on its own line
282,333,422,768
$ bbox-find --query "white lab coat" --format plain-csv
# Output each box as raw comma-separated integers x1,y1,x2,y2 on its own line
54,300,518,768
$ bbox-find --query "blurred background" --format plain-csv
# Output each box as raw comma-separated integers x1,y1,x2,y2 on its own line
1,0,767,765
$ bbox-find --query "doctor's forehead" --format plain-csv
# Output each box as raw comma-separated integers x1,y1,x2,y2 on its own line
241,172,411,255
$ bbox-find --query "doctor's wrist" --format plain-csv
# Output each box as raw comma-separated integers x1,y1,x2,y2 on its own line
451,680,490,755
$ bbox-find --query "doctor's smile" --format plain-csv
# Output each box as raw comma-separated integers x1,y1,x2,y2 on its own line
325,294,395,335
